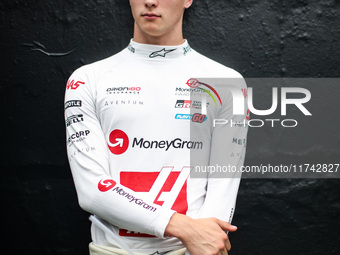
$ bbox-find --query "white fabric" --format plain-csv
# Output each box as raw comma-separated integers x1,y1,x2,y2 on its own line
89,242,186,255
65,39,248,254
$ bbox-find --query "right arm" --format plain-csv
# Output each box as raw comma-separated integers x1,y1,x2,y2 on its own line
64,67,175,238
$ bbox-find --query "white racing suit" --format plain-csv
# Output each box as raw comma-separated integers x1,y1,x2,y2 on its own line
64,39,248,255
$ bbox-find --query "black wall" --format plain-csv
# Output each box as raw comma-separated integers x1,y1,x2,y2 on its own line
1,0,339,254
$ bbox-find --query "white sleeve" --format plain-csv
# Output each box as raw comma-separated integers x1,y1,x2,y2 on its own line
197,78,248,223
64,67,175,238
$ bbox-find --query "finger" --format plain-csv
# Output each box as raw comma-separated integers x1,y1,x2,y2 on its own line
220,247,228,255
225,237,231,251
216,219,238,232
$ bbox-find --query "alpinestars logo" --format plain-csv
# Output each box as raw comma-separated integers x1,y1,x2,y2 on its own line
183,45,191,56
149,48,176,58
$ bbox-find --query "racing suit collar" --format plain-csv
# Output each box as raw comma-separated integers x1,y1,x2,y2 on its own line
127,39,192,59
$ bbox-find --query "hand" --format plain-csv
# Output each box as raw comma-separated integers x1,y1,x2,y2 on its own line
165,213,237,255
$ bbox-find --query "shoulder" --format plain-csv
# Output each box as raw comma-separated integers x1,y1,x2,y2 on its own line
65,49,129,95
187,49,246,92
69,49,128,81
189,49,243,79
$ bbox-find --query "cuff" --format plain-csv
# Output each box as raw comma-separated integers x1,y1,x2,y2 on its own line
153,208,177,238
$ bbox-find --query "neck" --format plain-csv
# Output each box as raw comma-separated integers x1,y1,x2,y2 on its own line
132,22,185,46
133,32,185,46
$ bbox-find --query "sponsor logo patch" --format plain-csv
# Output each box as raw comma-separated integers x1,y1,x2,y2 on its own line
65,114,84,127
149,48,176,58
118,167,191,237
98,179,117,192
66,80,85,90
192,113,207,123
107,130,204,155
64,100,82,110
108,129,129,155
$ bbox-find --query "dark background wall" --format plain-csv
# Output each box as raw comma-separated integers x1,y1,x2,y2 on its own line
1,0,339,254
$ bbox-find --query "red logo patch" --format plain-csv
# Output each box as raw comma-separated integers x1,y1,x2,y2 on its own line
192,113,206,123
98,179,116,192
246,109,250,121
66,79,85,90
108,129,129,155
186,78,200,88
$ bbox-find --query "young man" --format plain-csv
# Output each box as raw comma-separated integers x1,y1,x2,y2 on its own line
64,1,248,254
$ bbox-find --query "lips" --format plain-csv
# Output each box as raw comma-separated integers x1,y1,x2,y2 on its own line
142,13,160,19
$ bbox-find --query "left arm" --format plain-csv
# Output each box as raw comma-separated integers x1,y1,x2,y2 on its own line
198,79,248,223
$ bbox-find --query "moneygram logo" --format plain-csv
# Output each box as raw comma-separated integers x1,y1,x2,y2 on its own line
186,78,222,106
98,179,117,192
108,130,203,155
108,129,129,155
132,138,203,150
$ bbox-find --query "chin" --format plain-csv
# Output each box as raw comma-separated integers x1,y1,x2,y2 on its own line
141,27,165,38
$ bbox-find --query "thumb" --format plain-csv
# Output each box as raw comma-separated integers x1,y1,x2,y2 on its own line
217,219,238,232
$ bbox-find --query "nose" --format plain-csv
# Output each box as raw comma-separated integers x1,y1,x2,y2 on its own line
144,0,158,8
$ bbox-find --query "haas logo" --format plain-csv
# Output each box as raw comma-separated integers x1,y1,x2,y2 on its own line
98,179,116,192
66,79,85,90
119,166,191,237
108,129,129,155
120,167,191,213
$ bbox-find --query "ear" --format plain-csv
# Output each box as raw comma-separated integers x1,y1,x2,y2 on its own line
184,0,193,9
